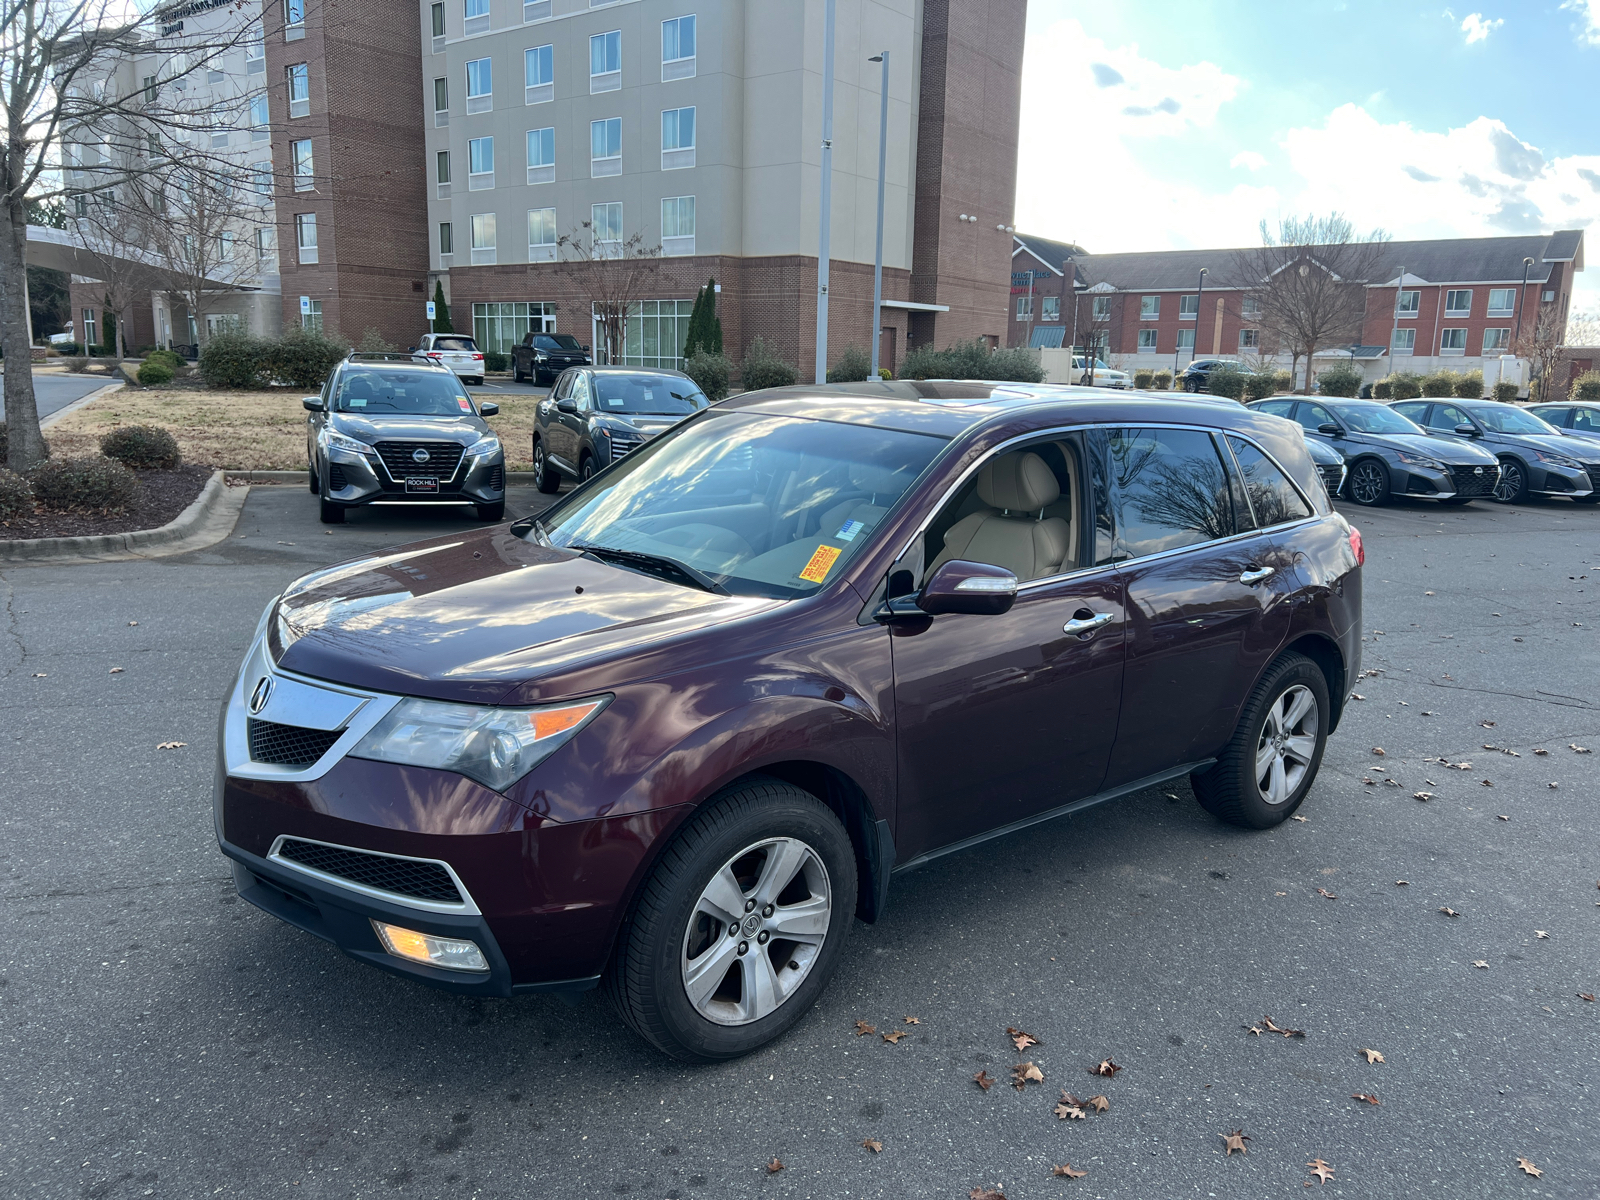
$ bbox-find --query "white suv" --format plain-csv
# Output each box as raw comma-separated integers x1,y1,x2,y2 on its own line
414,333,486,385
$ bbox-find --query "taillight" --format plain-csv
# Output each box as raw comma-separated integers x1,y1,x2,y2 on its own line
472,353,484,360
1349,526,1364,566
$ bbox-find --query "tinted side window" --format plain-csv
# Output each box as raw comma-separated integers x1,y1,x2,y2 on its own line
1107,427,1234,560
1392,402,1427,423
1574,408,1600,433
1431,404,1469,430
1296,403,1334,432
571,373,591,412
1255,399,1295,418
1227,436,1312,528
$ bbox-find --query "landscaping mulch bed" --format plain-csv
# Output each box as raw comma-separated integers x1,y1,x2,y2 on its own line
0,464,213,541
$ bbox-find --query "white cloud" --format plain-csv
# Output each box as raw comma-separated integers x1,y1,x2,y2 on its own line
1563,0,1600,45
1230,150,1268,171
1460,12,1503,42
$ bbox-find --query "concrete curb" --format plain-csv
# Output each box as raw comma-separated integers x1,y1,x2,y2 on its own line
225,468,541,485
0,470,248,565
39,380,125,429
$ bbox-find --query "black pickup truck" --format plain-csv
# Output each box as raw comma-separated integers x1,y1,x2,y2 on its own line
511,332,591,386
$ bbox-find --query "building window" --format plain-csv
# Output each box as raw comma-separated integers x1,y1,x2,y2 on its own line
1092,296,1111,321
1178,294,1198,319
1015,295,1032,320
470,211,497,264
218,230,234,261
286,0,305,35
524,44,553,104
1042,295,1059,322
1444,289,1472,314
1391,327,1415,355
1176,328,1195,350
251,161,272,200
431,2,445,40
245,25,265,73
523,0,550,21
525,127,554,184
662,14,696,80
610,299,696,369
528,206,556,261
590,30,621,92
82,309,97,348
660,195,694,255
468,135,494,189
464,0,489,34
1440,328,1467,355
1239,328,1259,349
436,149,451,197
211,130,231,149
591,201,622,255
466,57,492,112
1482,327,1510,353
661,106,695,169
1486,288,1515,315
1241,296,1262,320
591,117,621,177
474,301,557,356
302,300,322,331
287,63,310,118
291,138,313,190
1542,288,1556,302
142,74,159,102
295,212,317,263
1139,295,1158,319
1137,328,1158,351
250,94,270,140
255,226,275,263
439,221,453,256
433,77,448,125
1396,289,1420,316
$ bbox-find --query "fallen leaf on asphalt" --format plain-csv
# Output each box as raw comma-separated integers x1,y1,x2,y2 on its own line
1290,814,1307,822
854,1020,875,1036
1447,762,1472,770
156,741,186,750
882,1029,906,1044
1473,960,1490,969
1371,747,1386,756
1307,1158,1335,1185
1533,747,1549,755
861,1139,882,1153
1261,1016,1305,1038
1481,779,1494,787
1548,782,1559,789
1440,907,1461,917
1579,993,1595,1002
1414,791,1435,801
767,1158,783,1173
1535,931,1549,939
127,620,137,626
1087,1094,1108,1112
1570,744,1591,754
1351,1092,1380,1105
1359,1048,1385,1063
1054,1097,1086,1120
1500,814,1512,819
1012,1062,1044,1090
1007,1026,1039,1052
1051,1163,1087,1178
1424,591,1434,596
973,1071,994,1092
1088,1058,1123,1077
1485,744,1520,756
1516,1157,1542,1178
1384,778,1402,787
969,1187,1005,1199
1350,693,1365,701
1396,880,1409,886
1276,892,1288,896
30,673,46,678
1317,888,1338,899
1246,1025,1264,1036
109,667,124,674
903,1016,920,1025
1220,1129,1251,1156
1481,720,1496,727
1362,778,1377,786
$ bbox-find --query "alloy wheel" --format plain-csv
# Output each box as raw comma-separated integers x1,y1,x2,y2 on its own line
680,837,832,1026
1254,684,1318,805
533,443,547,476
1492,460,1524,503
1349,461,1387,505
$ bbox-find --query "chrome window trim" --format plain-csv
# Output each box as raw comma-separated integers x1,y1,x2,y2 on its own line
268,834,481,916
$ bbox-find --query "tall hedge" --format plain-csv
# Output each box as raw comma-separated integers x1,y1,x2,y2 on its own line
682,349,730,401
1570,370,1600,403
431,281,454,334
198,331,272,389
1452,369,1484,399
900,339,1045,383
199,328,348,389
1206,365,1247,401
740,337,799,392
1316,364,1364,398
682,278,723,360
1420,369,1459,398
826,344,872,383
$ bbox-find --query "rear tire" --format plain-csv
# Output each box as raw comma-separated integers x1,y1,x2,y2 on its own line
605,777,857,1063
532,439,560,494
475,501,505,521
512,361,524,383
1346,458,1390,506
1191,652,1330,829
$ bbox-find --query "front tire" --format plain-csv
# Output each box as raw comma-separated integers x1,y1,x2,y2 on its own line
579,454,597,483
1191,652,1330,828
532,439,560,494
606,778,857,1063
307,462,318,493
1346,458,1390,506
475,500,505,521
1492,457,1528,504
319,497,345,524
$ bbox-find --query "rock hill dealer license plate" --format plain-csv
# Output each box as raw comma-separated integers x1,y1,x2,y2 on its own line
405,476,440,493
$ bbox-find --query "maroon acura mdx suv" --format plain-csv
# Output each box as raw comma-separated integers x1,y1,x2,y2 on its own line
216,382,1363,1061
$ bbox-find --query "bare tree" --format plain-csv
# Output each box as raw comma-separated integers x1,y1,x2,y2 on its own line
1513,303,1593,402
557,222,661,364
1231,213,1388,393
67,190,161,363
1070,286,1123,385
1,0,261,470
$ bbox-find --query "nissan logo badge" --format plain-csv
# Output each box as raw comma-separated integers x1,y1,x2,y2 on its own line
412,448,431,463
1474,466,1484,475
249,675,274,714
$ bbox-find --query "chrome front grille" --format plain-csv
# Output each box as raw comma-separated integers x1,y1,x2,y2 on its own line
1317,462,1345,496
247,718,342,766
374,440,465,480
1448,465,1498,497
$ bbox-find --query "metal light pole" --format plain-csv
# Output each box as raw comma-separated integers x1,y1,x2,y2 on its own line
868,50,889,379
1389,264,1405,370
1064,258,1077,376
1514,255,1534,347
813,0,837,384
1177,268,1207,380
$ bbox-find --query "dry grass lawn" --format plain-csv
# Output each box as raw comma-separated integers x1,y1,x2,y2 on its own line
48,387,540,470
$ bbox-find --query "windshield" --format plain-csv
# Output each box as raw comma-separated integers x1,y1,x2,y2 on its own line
334,368,475,415
430,336,476,352
526,410,946,598
1473,405,1558,435
534,334,582,352
592,373,709,415
1337,404,1423,434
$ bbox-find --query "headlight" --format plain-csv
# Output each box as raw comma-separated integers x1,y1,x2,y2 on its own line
349,695,611,792
1534,450,1581,469
534,352,547,361
466,435,501,458
1395,450,1445,470
323,430,374,457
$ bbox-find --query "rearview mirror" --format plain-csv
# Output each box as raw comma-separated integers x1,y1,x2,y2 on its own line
1454,422,1479,436
1318,422,1341,436
556,397,577,414
479,401,499,416
915,560,1018,617
302,396,324,412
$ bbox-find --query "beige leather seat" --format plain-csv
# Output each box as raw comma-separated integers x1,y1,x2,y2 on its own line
927,451,1071,582
815,460,918,543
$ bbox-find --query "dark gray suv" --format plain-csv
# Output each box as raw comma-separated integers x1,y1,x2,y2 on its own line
531,365,709,491
304,353,507,524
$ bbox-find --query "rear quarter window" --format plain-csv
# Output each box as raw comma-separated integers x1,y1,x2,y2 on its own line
1227,436,1311,528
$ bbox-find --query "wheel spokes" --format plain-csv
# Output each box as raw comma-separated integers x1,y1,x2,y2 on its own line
1281,687,1315,732
1282,734,1318,764
752,839,808,908
766,895,829,941
696,865,748,928
682,934,741,1010
738,946,782,1021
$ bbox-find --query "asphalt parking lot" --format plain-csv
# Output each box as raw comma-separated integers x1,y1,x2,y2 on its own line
2,489,1598,1199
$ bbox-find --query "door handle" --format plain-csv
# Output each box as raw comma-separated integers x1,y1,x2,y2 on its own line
1063,611,1114,636
1239,566,1276,585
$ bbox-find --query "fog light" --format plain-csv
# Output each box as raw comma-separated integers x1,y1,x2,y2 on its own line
372,920,489,972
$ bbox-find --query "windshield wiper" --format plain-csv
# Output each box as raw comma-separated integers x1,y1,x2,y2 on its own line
569,544,729,595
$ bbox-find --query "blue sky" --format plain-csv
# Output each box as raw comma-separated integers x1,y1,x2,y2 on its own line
1016,1,1600,312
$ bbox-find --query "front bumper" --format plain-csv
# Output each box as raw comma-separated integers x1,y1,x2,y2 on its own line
324,444,505,506
1529,462,1594,497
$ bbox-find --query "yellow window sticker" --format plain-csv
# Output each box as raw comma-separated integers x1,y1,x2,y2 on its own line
798,544,842,584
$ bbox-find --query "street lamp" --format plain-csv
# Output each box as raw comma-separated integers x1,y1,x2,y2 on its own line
1176,267,1207,378
1389,263,1405,372
813,0,837,384
868,51,889,379
1514,255,1535,347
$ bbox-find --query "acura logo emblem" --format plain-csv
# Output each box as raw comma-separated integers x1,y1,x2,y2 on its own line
412,448,431,463
249,675,274,714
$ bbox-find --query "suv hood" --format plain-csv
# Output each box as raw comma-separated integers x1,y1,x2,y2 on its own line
270,527,779,704
328,413,487,444
1355,431,1499,464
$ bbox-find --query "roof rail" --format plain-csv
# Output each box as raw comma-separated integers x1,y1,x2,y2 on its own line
343,350,443,367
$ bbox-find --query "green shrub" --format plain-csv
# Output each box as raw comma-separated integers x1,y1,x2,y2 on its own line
64,355,89,373
136,360,174,386
100,424,181,470
143,348,184,372
1151,369,1173,390
1570,370,1600,403
264,327,349,389
878,368,892,380
1316,363,1364,398
483,351,508,373
1132,369,1155,389
199,331,270,389
28,455,139,511
357,327,396,353
1452,368,1484,398
739,337,799,392
1384,372,1423,400
1206,366,1247,401
1371,378,1392,400
1420,369,1459,398
900,339,1045,383
683,348,731,401
1243,371,1278,401
0,469,34,520
1493,380,1520,403
826,344,872,383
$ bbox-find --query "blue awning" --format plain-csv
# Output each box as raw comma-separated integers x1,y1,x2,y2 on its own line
1029,326,1065,348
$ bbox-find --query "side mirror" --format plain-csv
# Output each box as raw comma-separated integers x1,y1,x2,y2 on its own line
302,396,324,412
1454,422,1479,436
478,401,499,416
581,344,591,353
1317,422,1341,436
556,397,578,414
914,560,1018,617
